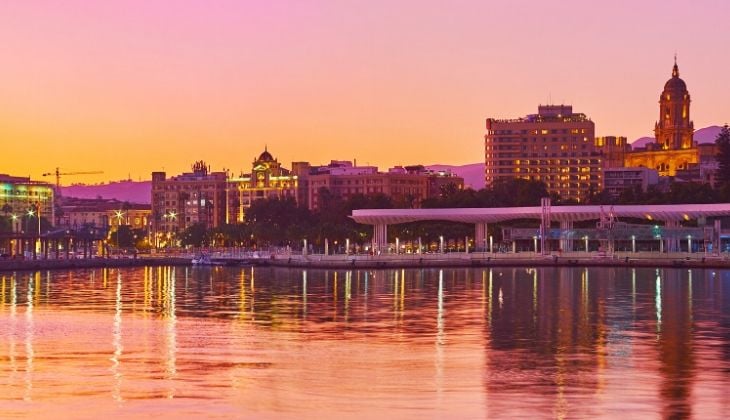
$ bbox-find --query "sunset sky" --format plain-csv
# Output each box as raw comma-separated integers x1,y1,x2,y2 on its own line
1,1,729,184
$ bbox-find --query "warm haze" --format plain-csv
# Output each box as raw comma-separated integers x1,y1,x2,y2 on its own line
1,0,729,184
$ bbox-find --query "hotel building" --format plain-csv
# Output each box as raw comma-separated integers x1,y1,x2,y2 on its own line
485,105,601,202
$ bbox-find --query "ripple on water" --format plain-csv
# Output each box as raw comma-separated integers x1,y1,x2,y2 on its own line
0,266,729,418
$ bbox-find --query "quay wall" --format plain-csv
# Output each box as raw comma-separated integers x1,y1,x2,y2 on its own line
4,252,730,271
0,257,190,272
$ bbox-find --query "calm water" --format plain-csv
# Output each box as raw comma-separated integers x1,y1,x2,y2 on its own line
1,266,730,418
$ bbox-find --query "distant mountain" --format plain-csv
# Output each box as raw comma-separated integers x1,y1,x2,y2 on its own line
694,125,723,143
630,125,723,147
61,180,151,204
630,136,654,149
427,163,484,190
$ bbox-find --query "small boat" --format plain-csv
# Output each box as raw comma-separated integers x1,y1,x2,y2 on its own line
192,254,214,265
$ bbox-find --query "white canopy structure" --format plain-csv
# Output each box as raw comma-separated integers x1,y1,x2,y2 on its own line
351,203,730,225
351,203,730,254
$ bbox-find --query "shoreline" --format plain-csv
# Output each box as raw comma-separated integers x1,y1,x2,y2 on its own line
0,257,191,272
265,253,730,270
2,252,730,271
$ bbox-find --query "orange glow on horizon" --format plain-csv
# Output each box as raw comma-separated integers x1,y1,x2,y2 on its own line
1,1,729,184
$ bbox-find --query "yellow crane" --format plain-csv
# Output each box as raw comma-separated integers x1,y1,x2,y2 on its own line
42,168,104,190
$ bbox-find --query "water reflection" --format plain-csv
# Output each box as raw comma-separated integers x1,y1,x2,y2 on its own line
0,266,728,417
111,271,122,402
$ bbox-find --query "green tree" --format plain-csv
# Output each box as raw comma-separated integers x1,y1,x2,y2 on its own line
110,225,136,248
715,124,730,185
0,204,11,234
489,178,550,207
180,223,210,247
246,197,313,246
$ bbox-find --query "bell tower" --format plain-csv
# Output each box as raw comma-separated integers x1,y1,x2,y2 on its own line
654,58,693,150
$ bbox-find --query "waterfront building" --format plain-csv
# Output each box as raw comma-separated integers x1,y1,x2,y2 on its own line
151,161,227,239
225,148,298,223
624,60,699,177
301,161,463,210
485,104,600,202
401,165,465,198
58,197,151,230
0,174,55,229
602,167,659,198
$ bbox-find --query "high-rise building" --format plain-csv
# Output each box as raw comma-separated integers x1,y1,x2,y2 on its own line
485,105,600,202
151,161,227,241
624,60,699,176
225,148,298,223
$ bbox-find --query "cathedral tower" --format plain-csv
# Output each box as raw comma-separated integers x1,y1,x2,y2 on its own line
624,59,699,176
654,59,694,150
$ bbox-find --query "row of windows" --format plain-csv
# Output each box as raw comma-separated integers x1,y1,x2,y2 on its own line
0,190,51,197
511,167,599,175
488,159,602,166
488,128,588,135
488,136,590,144
155,184,221,191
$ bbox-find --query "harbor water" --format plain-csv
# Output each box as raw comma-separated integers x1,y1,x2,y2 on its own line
1,266,729,418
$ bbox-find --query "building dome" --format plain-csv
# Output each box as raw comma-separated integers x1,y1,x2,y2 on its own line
663,63,687,92
257,147,274,162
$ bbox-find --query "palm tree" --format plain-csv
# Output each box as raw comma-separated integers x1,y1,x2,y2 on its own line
1,204,12,236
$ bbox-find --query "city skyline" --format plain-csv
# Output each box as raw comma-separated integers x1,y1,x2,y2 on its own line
2,1,729,184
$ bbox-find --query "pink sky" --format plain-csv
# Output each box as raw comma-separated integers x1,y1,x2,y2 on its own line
1,0,728,184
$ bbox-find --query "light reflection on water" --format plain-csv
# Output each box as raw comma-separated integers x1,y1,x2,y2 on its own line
0,266,729,418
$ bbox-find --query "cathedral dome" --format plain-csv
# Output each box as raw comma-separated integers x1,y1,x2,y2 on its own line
257,147,274,162
663,63,687,92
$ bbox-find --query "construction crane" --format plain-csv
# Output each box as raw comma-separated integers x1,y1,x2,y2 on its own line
42,168,104,190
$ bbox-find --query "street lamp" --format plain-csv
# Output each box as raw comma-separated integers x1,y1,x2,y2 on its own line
114,210,125,226
631,235,636,253
26,208,40,255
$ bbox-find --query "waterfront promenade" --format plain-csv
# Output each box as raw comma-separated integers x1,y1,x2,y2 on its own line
267,251,730,269
4,250,730,271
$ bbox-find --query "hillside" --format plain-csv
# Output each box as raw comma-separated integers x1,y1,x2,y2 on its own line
61,180,151,204
630,125,723,147
426,163,484,190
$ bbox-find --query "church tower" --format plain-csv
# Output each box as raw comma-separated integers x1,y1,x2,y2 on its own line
654,58,694,150
624,58,699,177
